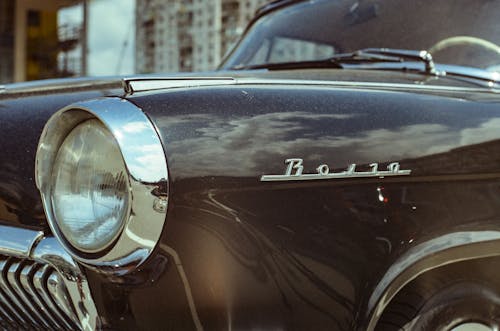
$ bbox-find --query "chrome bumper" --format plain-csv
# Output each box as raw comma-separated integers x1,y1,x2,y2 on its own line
0,224,98,330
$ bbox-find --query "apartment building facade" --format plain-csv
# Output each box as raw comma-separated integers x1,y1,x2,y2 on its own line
135,0,267,73
0,0,80,83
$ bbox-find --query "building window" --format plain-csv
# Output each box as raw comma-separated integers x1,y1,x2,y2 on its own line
27,10,41,27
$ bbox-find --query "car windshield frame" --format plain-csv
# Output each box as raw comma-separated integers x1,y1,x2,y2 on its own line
219,0,500,78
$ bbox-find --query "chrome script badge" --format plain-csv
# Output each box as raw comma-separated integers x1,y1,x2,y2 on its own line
260,158,411,181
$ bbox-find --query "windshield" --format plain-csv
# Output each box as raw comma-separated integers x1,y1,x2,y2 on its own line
221,0,500,73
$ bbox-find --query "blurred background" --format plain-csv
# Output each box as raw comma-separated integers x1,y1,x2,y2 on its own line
0,0,267,84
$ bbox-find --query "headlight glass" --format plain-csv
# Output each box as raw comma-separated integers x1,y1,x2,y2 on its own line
51,119,130,253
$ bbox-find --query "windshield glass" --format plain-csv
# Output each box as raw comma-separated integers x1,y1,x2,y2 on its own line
221,0,500,73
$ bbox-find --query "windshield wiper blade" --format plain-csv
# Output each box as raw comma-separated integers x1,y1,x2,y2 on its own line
230,48,438,75
229,48,408,71
229,48,499,87
229,59,345,71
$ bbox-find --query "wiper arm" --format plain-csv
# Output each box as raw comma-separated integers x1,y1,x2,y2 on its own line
356,48,437,75
356,49,498,86
230,48,438,75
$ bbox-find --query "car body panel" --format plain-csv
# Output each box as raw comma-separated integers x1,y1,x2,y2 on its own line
121,80,500,329
1,0,499,328
1,71,500,329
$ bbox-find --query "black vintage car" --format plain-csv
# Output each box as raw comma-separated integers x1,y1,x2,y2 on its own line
1,0,500,330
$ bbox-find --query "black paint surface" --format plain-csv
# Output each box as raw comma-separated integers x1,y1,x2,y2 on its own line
1,71,500,330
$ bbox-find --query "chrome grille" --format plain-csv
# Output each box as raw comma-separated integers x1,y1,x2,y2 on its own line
0,225,99,331
0,255,80,330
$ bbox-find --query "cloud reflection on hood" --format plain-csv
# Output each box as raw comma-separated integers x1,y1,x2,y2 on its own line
156,111,500,178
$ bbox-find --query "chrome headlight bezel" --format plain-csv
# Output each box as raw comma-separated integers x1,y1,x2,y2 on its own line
35,97,169,274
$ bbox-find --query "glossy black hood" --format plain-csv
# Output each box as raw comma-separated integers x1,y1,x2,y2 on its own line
123,81,500,330
0,69,497,229
132,83,500,181
1,71,500,330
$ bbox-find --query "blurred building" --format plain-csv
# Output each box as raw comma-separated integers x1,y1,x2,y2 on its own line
135,0,267,73
58,17,83,77
0,1,15,83
0,0,82,83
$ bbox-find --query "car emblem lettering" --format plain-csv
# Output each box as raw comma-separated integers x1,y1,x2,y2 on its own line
260,158,411,181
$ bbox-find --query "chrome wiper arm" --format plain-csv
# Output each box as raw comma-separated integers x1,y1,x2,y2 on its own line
350,48,437,75
355,48,498,86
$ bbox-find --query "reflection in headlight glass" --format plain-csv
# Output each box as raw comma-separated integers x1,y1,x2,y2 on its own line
51,119,130,252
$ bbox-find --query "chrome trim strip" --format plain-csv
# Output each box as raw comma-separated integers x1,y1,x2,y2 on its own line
0,78,122,95
121,77,499,94
123,76,236,94
35,97,169,274
238,78,499,92
0,227,43,258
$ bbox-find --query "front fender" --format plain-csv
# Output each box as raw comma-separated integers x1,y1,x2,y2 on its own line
365,231,500,330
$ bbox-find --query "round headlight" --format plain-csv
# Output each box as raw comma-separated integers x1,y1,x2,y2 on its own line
51,119,130,253
36,97,169,274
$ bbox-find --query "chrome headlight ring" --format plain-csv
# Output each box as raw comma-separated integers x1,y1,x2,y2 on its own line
35,97,169,275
